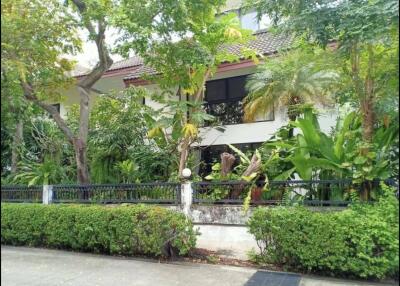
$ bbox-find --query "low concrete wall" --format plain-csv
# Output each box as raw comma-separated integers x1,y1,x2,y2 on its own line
166,204,345,225
164,204,346,260
195,224,258,260
189,205,253,225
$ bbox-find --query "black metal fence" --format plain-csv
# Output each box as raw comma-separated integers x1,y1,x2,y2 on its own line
1,185,42,203
1,183,181,205
1,179,397,206
52,183,180,204
192,179,398,206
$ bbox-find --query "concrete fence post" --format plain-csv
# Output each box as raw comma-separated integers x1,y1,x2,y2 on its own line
181,181,193,216
42,185,53,205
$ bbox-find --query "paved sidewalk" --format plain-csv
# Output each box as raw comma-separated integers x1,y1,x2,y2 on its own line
1,246,396,286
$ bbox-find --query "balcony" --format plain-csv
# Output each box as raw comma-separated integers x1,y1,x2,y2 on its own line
204,100,245,126
203,100,274,126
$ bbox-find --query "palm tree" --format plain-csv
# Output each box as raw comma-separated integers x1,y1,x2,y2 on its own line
243,49,338,137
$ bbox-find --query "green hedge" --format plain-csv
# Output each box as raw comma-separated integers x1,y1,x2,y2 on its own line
247,184,399,279
1,203,197,257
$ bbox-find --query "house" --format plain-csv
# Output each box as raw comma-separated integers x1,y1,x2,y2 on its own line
59,0,338,176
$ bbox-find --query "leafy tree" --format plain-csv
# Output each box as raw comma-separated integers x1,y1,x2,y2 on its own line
248,0,399,142
67,87,174,183
1,0,115,184
115,1,258,177
244,46,338,136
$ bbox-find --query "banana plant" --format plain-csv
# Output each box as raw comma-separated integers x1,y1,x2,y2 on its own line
145,98,214,175
267,108,397,184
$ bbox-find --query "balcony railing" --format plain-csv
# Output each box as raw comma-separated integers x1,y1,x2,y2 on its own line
203,100,274,126
203,100,244,125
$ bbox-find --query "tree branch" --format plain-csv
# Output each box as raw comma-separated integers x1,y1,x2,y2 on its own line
20,81,75,144
71,0,113,88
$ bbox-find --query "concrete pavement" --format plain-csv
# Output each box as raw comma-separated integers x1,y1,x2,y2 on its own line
1,246,397,286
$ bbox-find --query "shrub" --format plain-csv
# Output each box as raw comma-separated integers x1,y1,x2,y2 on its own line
247,183,399,279
1,203,198,257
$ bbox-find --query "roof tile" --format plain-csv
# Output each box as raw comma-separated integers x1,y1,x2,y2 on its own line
123,31,291,80
76,31,291,79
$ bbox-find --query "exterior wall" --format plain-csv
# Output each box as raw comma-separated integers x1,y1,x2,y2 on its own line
58,86,98,118
58,74,127,118
59,64,339,146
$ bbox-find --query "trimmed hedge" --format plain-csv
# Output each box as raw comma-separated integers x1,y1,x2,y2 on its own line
1,203,197,257
247,184,399,279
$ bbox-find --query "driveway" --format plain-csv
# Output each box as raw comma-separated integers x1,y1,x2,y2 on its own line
1,246,396,286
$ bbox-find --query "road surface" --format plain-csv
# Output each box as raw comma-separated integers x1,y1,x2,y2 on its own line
1,246,396,286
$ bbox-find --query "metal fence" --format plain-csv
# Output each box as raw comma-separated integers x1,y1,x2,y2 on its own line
1,179,397,206
1,185,43,203
52,183,181,204
1,183,181,205
192,179,398,206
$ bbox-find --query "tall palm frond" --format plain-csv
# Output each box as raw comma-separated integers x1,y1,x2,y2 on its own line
243,50,339,123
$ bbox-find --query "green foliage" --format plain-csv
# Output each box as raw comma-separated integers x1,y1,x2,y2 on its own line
115,0,257,176
2,0,80,100
1,203,198,257
5,117,75,185
68,87,177,184
115,0,255,93
248,0,399,142
262,108,397,191
247,183,399,279
11,157,73,186
249,0,398,48
244,45,338,122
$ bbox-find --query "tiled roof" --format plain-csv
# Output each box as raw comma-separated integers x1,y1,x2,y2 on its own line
123,30,291,80
124,65,158,80
75,30,291,79
73,56,144,77
108,55,144,71
222,29,291,56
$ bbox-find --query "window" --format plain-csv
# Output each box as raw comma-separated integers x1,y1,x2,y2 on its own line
240,10,259,31
205,75,248,103
216,8,271,32
199,142,263,177
206,80,227,102
204,75,274,125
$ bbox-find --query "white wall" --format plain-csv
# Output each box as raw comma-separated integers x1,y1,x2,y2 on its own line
58,66,339,146
58,74,127,118
198,107,338,146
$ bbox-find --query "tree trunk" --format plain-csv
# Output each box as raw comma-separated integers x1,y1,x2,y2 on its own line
230,154,262,199
178,68,212,178
76,86,91,184
18,2,113,186
10,120,23,174
220,152,235,178
242,153,262,177
287,112,297,138
69,1,113,184
361,98,375,143
73,138,90,184
287,97,300,138
178,138,190,178
362,44,375,142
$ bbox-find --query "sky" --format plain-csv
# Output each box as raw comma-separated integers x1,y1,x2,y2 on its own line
69,28,124,68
